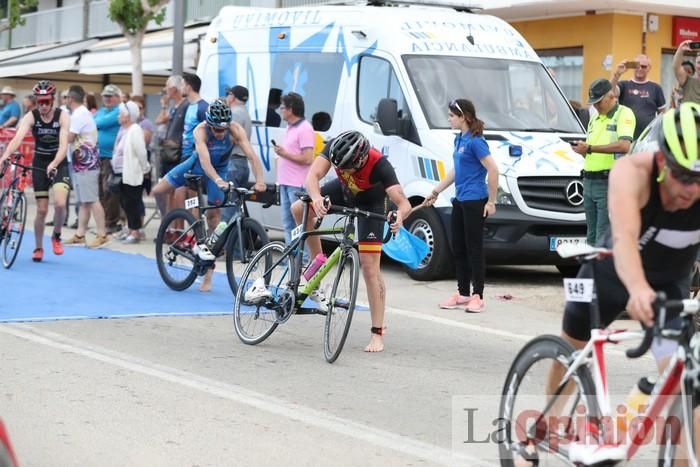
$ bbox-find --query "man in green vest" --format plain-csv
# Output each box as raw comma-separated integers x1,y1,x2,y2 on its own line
571,78,635,245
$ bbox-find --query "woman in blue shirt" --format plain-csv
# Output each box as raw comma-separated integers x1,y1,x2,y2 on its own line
426,99,499,313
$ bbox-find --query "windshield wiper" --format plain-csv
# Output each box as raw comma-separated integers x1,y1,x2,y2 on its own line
518,127,571,133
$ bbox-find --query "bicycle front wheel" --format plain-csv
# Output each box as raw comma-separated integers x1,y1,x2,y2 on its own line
2,192,26,269
323,247,359,363
657,393,699,466
226,217,269,296
499,335,598,466
233,241,288,345
155,208,200,291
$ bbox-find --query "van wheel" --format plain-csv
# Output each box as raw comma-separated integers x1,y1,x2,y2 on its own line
404,206,453,281
556,264,580,277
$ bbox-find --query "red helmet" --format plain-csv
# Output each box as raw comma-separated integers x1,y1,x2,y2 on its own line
32,80,56,97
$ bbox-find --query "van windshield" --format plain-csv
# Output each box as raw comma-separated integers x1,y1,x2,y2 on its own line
404,55,583,133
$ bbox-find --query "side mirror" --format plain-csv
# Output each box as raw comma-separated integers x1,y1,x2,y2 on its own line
376,98,399,135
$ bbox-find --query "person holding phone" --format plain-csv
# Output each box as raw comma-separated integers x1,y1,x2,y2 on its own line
673,40,700,105
611,54,665,139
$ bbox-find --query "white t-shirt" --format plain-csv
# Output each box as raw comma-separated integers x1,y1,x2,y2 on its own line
69,105,98,150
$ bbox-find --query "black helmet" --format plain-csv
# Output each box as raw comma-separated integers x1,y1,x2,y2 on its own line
32,80,56,97
328,131,370,169
205,99,232,128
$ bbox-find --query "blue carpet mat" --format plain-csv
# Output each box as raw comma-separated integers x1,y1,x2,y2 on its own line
0,236,234,322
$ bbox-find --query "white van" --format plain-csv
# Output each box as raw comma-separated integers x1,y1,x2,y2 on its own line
197,1,587,280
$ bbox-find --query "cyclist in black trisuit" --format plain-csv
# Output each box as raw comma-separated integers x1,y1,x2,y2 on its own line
536,102,700,465
0,80,71,262
291,130,411,353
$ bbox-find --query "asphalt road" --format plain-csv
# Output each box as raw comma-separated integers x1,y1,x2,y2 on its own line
0,200,661,466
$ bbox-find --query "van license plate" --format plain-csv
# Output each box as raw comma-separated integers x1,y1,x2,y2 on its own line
549,236,586,251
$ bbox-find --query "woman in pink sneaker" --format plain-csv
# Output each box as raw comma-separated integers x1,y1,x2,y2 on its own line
426,99,499,313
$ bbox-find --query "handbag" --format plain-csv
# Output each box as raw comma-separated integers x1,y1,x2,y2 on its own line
107,173,122,193
160,139,181,164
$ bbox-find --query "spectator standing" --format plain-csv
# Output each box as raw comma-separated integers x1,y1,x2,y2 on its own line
571,79,635,246
111,101,149,243
86,93,98,114
427,99,498,313
266,88,282,127
22,95,36,114
223,84,253,222
611,55,665,139
94,84,123,233
59,89,69,113
180,73,208,164
673,41,700,105
130,95,154,229
156,75,187,177
273,92,315,249
62,85,109,248
0,87,21,128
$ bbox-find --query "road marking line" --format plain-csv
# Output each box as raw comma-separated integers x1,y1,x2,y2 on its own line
0,324,495,467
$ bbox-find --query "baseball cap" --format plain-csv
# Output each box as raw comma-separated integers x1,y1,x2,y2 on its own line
225,85,249,103
587,78,612,105
101,84,122,96
0,86,16,96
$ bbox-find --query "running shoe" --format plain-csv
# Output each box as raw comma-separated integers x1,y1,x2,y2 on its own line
88,234,110,249
64,234,86,246
32,248,43,262
465,296,485,313
51,236,64,255
438,292,472,309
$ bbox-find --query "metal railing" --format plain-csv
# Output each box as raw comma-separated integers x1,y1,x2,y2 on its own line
0,0,249,51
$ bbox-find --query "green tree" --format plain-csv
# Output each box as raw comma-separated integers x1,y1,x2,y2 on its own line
108,0,169,95
0,0,39,33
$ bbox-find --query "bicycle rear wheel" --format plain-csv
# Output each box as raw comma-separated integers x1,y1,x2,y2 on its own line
2,192,26,269
233,241,288,345
226,217,269,296
499,335,599,466
155,208,200,291
323,247,359,363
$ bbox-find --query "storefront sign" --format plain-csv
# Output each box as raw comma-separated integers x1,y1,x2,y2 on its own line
673,16,700,46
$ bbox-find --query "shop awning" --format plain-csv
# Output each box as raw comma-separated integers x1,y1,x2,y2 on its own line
0,38,98,78
79,25,208,75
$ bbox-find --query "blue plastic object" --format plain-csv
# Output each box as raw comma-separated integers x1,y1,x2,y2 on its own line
381,225,430,269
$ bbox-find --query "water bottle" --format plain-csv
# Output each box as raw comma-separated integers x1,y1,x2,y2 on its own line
617,377,653,440
208,221,227,248
303,253,327,281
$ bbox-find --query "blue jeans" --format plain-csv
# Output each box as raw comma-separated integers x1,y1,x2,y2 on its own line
280,184,308,263
222,156,250,223
583,178,609,245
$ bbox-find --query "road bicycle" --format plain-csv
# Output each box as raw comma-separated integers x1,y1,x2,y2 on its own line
232,193,396,363
499,243,700,466
155,173,269,295
0,152,45,269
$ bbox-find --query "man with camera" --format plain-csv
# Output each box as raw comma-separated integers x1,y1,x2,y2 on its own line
610,54,665,140
674,40,700,105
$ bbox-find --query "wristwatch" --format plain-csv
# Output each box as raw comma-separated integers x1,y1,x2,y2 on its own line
586,145,592,154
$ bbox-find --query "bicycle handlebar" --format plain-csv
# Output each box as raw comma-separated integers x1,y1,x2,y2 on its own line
223,182,254,204
317,196,398,243
625,292,698,358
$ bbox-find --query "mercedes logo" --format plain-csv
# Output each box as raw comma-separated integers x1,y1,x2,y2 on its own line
565,180,584,206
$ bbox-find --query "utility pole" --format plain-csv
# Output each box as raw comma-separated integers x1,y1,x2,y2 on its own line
172,0,185,75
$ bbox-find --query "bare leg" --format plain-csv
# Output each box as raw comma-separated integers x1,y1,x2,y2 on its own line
199,208,220,293
77,203,90,237
34,198,49,249
52,188,68,237
91,201,107,237
152,179,175,217
359,252,385,352
291,200,321,259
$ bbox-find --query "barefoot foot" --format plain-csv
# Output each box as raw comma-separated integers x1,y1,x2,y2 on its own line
364,333,384,352
199,269,213,292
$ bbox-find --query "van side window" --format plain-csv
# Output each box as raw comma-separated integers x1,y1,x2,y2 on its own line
358,56,419,144
268,52,344,127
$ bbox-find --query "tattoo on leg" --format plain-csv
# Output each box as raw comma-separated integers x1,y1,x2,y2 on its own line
379,279,386,302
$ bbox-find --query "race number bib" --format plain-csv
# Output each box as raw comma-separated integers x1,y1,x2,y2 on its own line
563,278,594,303
185,197,199,209
291,224,303,241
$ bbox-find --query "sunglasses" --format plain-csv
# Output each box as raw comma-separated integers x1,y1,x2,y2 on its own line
37,100,52,107
670,166,700,186
209,125,227,133
449,99,463,115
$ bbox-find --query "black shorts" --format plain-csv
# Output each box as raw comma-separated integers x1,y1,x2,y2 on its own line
562,257,689,341
32,157,71,199
320,179,387,254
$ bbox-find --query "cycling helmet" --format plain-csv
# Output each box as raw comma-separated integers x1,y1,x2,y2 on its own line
32,80,56,97
659,102,700,175
328,130,370,169
205,99,232,128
